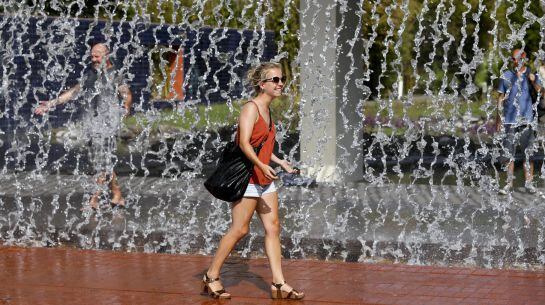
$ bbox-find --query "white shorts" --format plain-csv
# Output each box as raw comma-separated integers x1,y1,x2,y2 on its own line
243,182,277,198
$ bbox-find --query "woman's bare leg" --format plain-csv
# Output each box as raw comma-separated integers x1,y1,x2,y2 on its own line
206,197,257,291
256,192,285,284
258,191,303,297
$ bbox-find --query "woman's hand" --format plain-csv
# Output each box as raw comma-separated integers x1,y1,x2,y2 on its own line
278,160,299,174
259,164,278,180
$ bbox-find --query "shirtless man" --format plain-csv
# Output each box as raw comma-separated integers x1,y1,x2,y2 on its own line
35,43,132,208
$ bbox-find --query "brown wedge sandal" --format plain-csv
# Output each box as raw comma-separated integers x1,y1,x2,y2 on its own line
201,273,231,299
270,281,305,300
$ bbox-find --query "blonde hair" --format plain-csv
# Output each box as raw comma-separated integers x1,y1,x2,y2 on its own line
246,62,282,94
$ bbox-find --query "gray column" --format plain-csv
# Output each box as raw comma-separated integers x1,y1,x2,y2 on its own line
299,0,366,182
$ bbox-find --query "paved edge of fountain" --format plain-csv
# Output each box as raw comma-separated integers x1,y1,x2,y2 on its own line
2,210,544,269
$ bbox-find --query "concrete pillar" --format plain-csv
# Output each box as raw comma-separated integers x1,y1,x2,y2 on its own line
299,0,366,182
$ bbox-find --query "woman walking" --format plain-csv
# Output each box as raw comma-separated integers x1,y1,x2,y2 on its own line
202,62,304,300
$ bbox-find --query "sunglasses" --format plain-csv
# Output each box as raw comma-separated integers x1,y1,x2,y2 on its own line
262,76,287,84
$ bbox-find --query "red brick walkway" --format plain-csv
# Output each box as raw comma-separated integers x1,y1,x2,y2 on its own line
1,246,545,305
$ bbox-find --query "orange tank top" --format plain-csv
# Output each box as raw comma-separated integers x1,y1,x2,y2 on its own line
237,101,276,185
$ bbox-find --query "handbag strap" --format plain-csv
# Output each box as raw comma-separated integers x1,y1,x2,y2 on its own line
248,100,272,152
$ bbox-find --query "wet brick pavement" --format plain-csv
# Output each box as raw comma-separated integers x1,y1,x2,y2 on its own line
1,246,545,305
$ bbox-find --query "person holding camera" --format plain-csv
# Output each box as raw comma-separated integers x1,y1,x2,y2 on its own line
496,49,541,195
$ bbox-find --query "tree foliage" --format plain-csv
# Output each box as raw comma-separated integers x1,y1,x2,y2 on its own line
11,0,545,101
363,0,544,100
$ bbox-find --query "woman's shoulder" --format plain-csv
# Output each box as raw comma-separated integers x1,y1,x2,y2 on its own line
240,101,260,122
241,101,259,114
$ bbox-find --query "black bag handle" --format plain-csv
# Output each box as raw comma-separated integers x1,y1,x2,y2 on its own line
256,108,273,151
245,100,273,152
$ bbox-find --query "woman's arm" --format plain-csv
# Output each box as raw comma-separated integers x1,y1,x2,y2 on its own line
238,102,277,180
271,153,298,174
270,154,282,165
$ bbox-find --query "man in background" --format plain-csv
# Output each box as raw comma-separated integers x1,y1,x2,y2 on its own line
35,43,132,209
496,48,541,195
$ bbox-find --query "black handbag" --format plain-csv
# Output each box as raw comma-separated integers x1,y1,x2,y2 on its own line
204,112,272,202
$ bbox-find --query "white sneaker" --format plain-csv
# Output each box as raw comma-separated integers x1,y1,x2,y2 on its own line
525,182,537,194
498,185,512,195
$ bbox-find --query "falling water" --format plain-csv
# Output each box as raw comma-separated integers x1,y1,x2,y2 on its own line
1,0,545,269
